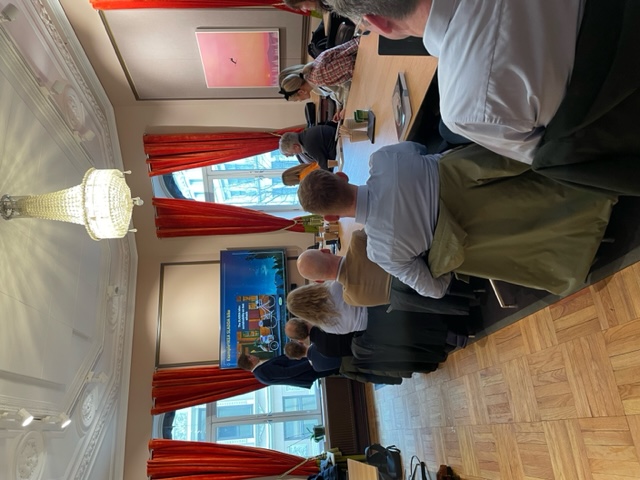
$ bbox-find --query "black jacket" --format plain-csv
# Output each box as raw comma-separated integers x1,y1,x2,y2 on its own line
252,355,336,388
297,125,337,170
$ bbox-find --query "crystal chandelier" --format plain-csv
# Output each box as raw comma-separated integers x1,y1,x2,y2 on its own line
1,168,142,240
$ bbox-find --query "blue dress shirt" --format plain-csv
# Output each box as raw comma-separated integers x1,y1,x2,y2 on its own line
354,142,451,298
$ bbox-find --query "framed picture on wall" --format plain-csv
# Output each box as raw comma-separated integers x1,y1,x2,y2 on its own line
100,8,309,100
196,29,280,89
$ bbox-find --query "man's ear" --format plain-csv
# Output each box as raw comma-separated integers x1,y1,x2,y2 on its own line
363,14,395,35
335,171,349,181
324,215,340,222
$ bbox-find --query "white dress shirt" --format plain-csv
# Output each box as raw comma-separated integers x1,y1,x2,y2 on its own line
354,142,452,298
424,0,585,163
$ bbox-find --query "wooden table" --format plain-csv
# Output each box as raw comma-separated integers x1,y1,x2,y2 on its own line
335,33,438,249
341,33,438,185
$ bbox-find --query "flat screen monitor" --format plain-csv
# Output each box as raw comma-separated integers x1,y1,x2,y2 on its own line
219,248,288,368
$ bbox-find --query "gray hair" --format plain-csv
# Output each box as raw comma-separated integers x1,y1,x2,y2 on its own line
325,0,419,21
279,132,301,154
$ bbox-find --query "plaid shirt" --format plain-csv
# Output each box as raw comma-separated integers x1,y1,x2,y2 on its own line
306,37,360,88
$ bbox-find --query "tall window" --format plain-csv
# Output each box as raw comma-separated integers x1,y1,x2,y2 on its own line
155,383,325,457
152,151,303,214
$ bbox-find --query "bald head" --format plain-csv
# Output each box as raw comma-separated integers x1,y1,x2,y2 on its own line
297,249,342,281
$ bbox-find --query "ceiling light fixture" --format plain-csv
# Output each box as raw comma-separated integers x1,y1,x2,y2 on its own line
43,413,72,429
1,168,142,240
18,408,34,427
59,413,72,429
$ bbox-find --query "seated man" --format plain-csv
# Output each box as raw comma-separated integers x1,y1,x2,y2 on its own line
327,0,640,196
298,142,616,296
327,0,583,163
285,317,356,358
297,229,471,315
284,320,409,385
284,341,343,373
237,353,336,388
279,125,337,171
299,142,451,298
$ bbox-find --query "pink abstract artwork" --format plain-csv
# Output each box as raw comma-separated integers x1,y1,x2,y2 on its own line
196,29,280,89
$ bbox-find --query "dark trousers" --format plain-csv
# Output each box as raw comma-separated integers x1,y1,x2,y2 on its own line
349,306,453,372
389,276,471,315
365,305,449,347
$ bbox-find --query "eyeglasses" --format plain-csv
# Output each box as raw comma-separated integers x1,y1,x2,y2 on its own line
354,18,371,37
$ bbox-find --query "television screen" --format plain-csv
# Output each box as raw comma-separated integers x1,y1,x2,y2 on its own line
219,248,288,368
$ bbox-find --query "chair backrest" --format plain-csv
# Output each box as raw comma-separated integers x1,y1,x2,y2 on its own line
308,21,328,59
304,102,317,127
309,14,355,56
327,22,356,49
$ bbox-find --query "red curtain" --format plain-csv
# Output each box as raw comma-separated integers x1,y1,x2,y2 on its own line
153,198,309,237
148,440,319,479
90,0,306,14
144,127,304,177
152,366,265,415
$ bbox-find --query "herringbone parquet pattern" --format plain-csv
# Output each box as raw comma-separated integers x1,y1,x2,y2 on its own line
367,262,640,479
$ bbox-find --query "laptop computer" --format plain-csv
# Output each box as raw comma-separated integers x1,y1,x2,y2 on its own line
378,36,430,56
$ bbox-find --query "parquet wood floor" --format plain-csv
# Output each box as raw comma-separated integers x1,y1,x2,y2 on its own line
366,262,640,479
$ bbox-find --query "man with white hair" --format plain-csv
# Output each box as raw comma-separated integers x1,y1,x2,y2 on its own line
279,125,337,171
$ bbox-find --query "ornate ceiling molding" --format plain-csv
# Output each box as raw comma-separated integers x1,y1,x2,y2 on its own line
1,2,138,480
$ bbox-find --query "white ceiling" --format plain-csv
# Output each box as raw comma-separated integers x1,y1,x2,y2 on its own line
0,1,136,479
